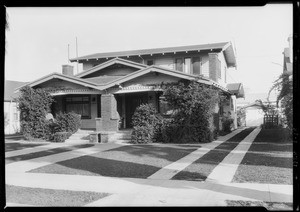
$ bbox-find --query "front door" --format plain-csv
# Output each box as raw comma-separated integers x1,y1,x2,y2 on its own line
125,93,148,128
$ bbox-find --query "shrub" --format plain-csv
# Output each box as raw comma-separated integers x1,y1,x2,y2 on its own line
55,112,81,133
158,81,221,143
131,104,160,144
53,132,72,142
16,86,54,140
221,116,234,133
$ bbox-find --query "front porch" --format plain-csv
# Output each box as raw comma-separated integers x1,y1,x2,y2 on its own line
50,90,163,133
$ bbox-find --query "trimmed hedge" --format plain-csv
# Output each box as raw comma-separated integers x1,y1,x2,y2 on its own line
55,112,81,133
53,132,72,143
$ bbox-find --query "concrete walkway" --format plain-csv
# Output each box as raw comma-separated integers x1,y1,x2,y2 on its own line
206,127,261,183
5,127,293,206
148,128,244,180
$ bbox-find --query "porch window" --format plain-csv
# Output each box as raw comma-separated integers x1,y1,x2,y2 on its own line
64,95,91,119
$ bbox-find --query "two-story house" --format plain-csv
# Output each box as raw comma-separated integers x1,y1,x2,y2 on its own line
15,42,244,142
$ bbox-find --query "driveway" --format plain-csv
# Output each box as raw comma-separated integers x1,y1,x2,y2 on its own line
5,127,293,208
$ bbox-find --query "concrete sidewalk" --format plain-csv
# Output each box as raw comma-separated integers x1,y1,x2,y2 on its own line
6,172,292,206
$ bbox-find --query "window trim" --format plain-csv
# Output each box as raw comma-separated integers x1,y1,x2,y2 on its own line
64,95,91,119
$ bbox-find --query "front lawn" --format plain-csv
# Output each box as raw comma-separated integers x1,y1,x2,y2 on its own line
6,185,110,206
232,128,293,184
226,200,293,210
172,128,255,181
29,144,198,179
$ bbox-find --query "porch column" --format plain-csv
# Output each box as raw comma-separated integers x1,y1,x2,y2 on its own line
96,94,119,132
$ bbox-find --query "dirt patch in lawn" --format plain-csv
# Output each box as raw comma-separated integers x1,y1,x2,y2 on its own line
29,144,198,179
5,144,94,165
6,185,110,206
226,200,293,210
5,142,48,152
172,127,255,181
232,128,293,184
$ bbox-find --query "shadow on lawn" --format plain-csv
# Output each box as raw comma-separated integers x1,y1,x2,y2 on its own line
6,144,95,164
5,142,47,152
32,156,161,178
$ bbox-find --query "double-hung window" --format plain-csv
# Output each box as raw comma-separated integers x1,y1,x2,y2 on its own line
175,56,201,75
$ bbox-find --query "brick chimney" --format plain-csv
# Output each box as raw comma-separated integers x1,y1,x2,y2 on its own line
208,53,220,82
62,65,74,76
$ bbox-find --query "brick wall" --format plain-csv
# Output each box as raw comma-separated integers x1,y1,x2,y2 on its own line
96,94,119,132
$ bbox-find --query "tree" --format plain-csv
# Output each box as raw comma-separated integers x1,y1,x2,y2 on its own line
268,73,293,130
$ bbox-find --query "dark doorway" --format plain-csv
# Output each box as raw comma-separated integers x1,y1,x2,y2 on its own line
125,93,148,128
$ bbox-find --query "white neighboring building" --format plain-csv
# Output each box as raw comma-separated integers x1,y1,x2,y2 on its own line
4,80,27,135
236,92,278,127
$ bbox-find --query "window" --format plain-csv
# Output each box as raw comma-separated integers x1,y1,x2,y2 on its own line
184,58,191,74
217,59,221,79
147,60,154,66
175,58,183,72
192,57,201,75
64,95,91,119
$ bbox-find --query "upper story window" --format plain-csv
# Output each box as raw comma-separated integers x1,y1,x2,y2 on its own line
217,59,222,79
147,60,154,66
175,57,201,75
175,58,183,72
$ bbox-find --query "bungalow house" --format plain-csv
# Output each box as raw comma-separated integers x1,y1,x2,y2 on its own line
15,42,244,142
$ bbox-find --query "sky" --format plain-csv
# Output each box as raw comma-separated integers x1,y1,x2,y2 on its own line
5,5,293,95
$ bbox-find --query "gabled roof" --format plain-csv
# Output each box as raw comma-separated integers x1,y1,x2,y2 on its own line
5,80,28,101
70,42,237,67
226,83,245,98
84,75,123,84
75,57,148,78
14,72,101,92
96,65,229,92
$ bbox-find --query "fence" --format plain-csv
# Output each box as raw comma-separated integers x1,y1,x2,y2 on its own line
263,115,279,128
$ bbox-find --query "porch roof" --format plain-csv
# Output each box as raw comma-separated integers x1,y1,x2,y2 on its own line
226,83,245,98
14,72,101,93
97,65,231,94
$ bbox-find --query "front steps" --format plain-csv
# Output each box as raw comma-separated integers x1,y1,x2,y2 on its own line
65,129,132,144
65,129,94,144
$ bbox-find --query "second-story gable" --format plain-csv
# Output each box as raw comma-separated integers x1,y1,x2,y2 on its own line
70,42,237,86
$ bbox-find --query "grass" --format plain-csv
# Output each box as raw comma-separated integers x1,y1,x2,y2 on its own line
29,144,198,179
232,128,293,184
172,127,255,181
6,185,110,206
226,200,293,210
5,142,47,152
5,144,94,165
